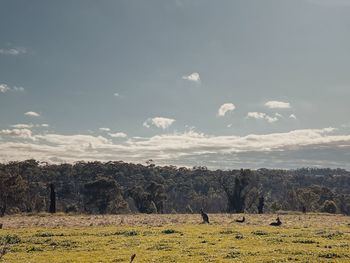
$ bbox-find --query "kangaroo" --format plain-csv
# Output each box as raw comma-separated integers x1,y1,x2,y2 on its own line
270,217,282,226
235,216,245,223
200,208,209,224
130,253,136,263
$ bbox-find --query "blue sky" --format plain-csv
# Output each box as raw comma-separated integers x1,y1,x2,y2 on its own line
1,0,350,169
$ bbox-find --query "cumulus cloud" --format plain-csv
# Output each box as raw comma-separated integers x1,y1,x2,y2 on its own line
247,112,278,123
108,132,127,138
113,93,120,97
182,72,200,83
0,47,26,55
1,127,350,169
99,127,111,132
217,103,236,117
143,117,176,129
25,111,40,117
265,100,291,109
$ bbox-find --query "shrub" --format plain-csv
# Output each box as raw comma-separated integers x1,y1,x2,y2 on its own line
0,234,21,245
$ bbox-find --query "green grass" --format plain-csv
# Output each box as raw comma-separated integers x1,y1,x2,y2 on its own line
0,213,349,262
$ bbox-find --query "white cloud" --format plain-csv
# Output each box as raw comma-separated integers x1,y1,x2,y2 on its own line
0,84,10,93
113,93,120,97
143,117,176,129
25,111,40,117
108,132,127,138
217,103,236,117
0,47,26,55
0,128,32,139
99,127,111,132
0,84,24,93
11,124,34,129
247,112,278,123
182,72,200,83
265,100,291,109
289,114,297,120
11,123,49,129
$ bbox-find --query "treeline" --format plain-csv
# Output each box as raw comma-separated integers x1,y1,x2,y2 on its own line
0,160,350,216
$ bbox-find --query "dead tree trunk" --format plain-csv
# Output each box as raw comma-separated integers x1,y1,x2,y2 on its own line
49,184,56,213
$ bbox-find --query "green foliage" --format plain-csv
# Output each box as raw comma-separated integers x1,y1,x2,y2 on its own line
0,160,349,215
83,177,128,214
0,166,27,216
0,234,21,245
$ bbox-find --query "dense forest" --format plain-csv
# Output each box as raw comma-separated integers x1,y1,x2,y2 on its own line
1,159,350,216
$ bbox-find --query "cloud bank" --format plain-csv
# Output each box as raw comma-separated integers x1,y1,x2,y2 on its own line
1,127,350,169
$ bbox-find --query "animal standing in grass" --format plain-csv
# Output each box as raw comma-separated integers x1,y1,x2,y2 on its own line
200,209,209,224
270,217,282,226
235,216,245,223
130,253,136,263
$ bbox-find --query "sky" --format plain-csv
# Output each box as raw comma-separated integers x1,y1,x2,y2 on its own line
1,0,350,169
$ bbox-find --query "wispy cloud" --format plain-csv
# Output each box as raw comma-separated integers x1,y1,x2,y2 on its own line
11,124,34,129
143,117,176,129
99,127,111,132
182,72,200,83
217,103,236,117
10,123,49,129
265,100,291,109
247,112,279,123
24,111,40,117
108,132,127,138
0,47,26,56
0,83,24,93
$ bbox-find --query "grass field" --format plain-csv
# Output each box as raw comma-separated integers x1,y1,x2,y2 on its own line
1,213,350,262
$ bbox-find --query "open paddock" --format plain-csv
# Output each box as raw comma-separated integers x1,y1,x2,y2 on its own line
0,213,349,262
